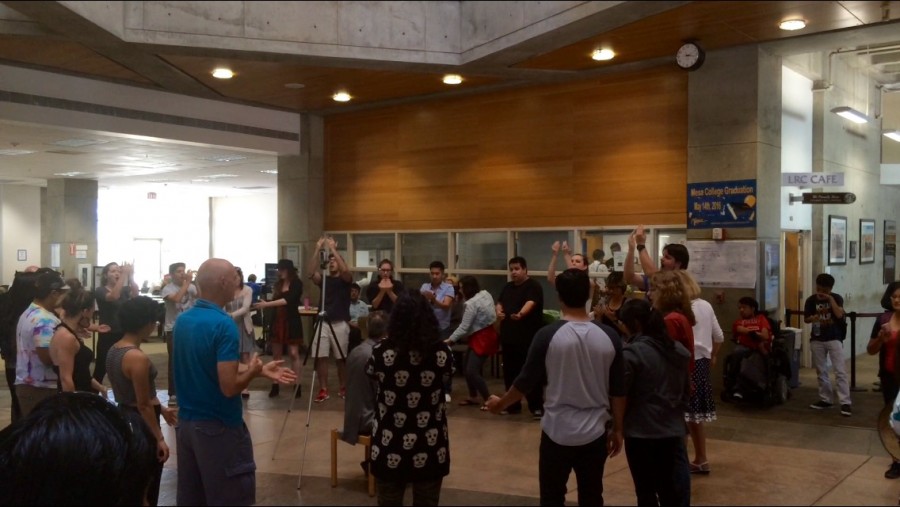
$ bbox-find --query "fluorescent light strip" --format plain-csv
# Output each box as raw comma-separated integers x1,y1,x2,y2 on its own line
831,106,869,124
885,130,900,142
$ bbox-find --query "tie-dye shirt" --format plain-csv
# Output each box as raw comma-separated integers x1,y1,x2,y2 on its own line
15,302,60,388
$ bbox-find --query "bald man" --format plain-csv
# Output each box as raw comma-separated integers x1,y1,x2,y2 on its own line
174,258,297,506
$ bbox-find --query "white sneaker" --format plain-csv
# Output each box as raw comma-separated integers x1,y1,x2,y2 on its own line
445,394,452,403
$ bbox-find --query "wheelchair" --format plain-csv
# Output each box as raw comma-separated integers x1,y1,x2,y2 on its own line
721,328,793,407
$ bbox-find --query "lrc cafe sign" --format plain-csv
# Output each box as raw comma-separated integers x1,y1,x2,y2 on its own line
782,172,845,187
687,179,757,229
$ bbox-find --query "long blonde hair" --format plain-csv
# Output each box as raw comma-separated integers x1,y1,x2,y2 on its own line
675,270,701,301
650,270,696,325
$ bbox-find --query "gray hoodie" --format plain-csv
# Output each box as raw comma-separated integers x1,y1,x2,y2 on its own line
622,334,691,439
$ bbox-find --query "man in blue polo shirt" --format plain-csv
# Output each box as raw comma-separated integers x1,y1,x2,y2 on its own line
174,258,297,506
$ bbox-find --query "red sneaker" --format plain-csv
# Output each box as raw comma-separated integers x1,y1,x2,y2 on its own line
314,388,330,403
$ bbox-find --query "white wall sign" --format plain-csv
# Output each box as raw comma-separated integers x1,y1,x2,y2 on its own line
781,172,844,187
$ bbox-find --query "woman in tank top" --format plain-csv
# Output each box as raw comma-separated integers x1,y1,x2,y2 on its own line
50,285,106,396
107,296,177,507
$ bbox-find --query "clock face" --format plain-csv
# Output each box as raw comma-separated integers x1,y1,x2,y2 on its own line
676,43,703,70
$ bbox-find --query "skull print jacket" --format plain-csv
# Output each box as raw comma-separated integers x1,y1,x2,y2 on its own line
366,339,453,481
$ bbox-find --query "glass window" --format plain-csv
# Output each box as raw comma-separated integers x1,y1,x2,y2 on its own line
657,230,687,265
515,231,575,273
533,276,560,312
582,230,633,273
400,272,431,292
401,233,449,269
455,232,508,270
465,274,509,302
353,233,395,268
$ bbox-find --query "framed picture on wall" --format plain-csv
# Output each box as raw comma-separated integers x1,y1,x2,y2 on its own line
860,219,876,264
828,215,847,266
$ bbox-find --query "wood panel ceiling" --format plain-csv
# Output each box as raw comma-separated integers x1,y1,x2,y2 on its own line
0,1,898,114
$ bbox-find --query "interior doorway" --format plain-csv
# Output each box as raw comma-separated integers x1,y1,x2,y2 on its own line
783,231,802,321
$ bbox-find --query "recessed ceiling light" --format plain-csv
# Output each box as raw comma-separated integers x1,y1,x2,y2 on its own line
212,67,234,79
333,91,352,102
884,130,900,142
779,19,806,31
192,179,210,183
591,49,616,61
0,149,35,156
284,83,305,89
443,74,463,85
260,169,278,175
53,171,87,177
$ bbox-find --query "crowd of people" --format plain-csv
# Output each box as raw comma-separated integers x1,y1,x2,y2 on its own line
0,227,898,506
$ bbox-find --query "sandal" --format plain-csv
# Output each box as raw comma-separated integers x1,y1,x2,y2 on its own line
458,399,480,407
689,462,710,474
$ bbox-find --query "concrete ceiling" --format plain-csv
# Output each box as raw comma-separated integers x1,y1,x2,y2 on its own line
0,1,899,197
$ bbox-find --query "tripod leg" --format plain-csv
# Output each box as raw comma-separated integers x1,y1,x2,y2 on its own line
274,315,324,462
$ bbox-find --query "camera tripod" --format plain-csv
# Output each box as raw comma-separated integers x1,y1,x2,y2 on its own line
270,254,348,490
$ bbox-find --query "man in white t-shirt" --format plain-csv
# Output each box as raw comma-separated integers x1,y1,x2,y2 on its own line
161,262,197,406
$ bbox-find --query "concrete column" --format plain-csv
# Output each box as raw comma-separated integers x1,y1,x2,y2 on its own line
686,45,783,387
278,113,324,306
41,178,98,279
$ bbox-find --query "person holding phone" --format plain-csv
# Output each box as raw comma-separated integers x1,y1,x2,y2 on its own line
868,281,900,478
804,273,850,416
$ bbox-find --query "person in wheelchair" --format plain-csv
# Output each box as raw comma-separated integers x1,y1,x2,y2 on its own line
724,297,772,400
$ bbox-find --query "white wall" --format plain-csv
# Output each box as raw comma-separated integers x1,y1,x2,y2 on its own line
781,65,813,231
211,193,277,280
97,187,210,286
0,184,41,285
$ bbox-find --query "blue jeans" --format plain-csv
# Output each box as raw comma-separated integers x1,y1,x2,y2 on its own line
624,436,691,506
465,349,490,400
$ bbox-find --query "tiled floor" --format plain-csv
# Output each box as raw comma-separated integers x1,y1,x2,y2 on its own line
4,337,900,506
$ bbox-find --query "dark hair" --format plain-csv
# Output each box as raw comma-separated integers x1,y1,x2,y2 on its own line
273,263,299,299
882,281,900,311
556,268,590,309
663,244,690,269
592,249,604,261
100,262,118,287
738,296,760,313
35,270,67,299
248,274,257,283
59,287,95,318
119,296,161,335
168,262,185,276
619,299,672,345
606,271,624,290
508,256,528,270
234,267,244,288
459,276,481,300
0,392,156,506
429,260,446,271
388,289,440,352
815,273,835,289
609,242,622,252
368,310,388,339
351,282,361,291
379,259,394,270
0,271,41,360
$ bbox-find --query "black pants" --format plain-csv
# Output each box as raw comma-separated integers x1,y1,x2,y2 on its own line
375,477,442,506
4,361,21,423
122,404,164,506
165,331,176,396
724,345,754,393
539,431,608,506
93,331,123,383
502,339,543,414
625,436,691,507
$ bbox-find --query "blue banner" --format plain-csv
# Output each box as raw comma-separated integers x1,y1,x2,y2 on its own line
687,179,757,229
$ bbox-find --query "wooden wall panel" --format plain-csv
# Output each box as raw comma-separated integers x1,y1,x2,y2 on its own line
324,67,688,231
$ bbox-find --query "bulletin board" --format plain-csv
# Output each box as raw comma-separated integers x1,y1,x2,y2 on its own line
685,240,758,288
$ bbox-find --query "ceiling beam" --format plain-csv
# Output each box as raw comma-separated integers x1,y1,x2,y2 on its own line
1,1,221,100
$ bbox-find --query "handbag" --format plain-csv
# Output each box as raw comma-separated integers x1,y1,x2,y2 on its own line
468,325,499,356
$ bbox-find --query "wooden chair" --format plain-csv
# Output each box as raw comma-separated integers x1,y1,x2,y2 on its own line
330,428,375,497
